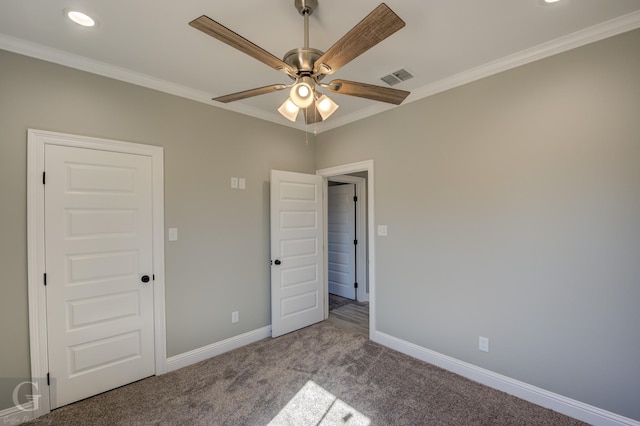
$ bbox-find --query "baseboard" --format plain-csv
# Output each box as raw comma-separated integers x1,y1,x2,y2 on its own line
0,327,271,424
8,325,635,425
373,330,639,426
0,402,36,425
165,326,272,373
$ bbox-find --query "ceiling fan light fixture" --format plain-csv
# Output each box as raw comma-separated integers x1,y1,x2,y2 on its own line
190,2,410,124
316,94,339,120
290,78,314,108
278,98,300,122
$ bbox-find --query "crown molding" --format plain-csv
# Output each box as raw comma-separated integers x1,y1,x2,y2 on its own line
403,9,640,109
0,33,299,130
321,9,640,133
0,33,210,102
2,9,639,134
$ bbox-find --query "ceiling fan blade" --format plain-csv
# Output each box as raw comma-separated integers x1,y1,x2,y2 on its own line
213,84,287,103
313,3,405,75
327,79,410,105
303,103,323,124
190,16,294,75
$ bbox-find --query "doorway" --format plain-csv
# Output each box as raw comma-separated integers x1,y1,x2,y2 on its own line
317,161,375,340
327,177,368,300
327,175,368,337
27,129,167,417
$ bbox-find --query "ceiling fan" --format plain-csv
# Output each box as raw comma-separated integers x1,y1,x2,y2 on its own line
189,0,410,124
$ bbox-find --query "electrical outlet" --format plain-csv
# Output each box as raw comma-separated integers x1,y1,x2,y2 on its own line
231,177,238,189
232,311,239,323
479,336,489,352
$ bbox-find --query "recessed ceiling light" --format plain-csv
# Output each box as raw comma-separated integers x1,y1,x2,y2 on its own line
544,0,560,3
66,10,96,27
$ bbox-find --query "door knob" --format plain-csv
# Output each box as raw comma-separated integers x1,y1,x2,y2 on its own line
141,275,150,283
274,259,281,265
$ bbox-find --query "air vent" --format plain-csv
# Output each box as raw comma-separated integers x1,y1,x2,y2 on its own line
380,68,414,86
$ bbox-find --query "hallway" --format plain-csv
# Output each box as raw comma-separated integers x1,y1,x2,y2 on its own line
327,294,369,337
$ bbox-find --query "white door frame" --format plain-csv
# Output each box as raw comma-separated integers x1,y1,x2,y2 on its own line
317,160,375,339
327,176,368,302
27,129,167,418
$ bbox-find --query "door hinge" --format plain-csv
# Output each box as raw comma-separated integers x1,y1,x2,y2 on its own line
47,373,50,386
152,274,155,281
354,239,358,245
354,282,358,289
353,195,358,202
43,273,47,286
42,171,46,185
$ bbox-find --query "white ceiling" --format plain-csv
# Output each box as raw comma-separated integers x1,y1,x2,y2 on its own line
1,1,639,133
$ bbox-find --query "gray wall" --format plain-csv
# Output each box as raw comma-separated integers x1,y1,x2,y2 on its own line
316,29,640,421
0,50,314,410
2,27,639,421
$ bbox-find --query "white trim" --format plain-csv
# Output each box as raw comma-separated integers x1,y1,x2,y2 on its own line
0,34,300,132
26,130,49,417
26,129,166,419
317,160,375,339
166,326,272,372
316,10,640,133
373,330,640,426
0,403,36,425
3,11,639,135
406,10,640,105
326,175,368,302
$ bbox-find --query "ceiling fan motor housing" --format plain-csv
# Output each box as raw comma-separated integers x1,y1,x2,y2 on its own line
283,48,324,77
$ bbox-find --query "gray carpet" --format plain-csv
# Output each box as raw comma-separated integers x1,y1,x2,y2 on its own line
25,321,587,425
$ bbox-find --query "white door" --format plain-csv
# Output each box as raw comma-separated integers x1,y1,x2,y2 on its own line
270,170,324,338
45,144,155,408
328,184,357,300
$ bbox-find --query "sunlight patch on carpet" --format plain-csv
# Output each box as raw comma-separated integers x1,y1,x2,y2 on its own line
268,381,370,425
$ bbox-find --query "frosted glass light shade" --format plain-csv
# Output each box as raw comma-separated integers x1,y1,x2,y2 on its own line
278,98,300,122
316,94,339,120
290,82,314,108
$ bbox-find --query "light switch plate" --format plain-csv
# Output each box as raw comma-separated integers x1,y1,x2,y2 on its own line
231,177,238,189
239,178,246,190
168,228,178,241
